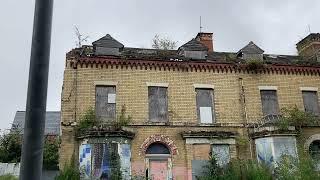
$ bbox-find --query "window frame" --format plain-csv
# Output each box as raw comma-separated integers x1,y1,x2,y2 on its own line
148,86,168,122
259,89,280,116
195,88,215,124
95,85,117,121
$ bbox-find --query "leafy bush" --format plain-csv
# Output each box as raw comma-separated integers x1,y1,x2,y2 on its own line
0,174,18,180
278,106,317,130
0,130,21,163
275,151,320,180
43,138,60,170
76,107,98,133
55,155,80,180
246,59,265,72
0,129,59,170
113,105,132,130
198,156,272,180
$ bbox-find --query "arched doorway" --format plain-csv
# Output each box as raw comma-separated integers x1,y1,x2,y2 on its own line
309,140,320,170
145,143,172,180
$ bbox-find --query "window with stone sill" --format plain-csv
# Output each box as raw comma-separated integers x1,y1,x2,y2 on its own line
196,88,215,124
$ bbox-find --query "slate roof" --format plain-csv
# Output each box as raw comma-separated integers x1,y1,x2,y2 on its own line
178,38,208,51
238,41,264,54
12,111,61,136
92,34,124,48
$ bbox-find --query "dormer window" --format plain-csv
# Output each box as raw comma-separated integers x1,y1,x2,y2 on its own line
178,39,208,60
92,34,124,56
237,41,264,61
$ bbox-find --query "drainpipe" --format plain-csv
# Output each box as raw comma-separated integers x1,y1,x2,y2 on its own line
239,77,253,159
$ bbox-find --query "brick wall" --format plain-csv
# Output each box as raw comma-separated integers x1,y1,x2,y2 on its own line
60,56,320,178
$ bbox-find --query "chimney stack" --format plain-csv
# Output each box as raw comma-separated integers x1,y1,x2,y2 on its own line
196,32,213,52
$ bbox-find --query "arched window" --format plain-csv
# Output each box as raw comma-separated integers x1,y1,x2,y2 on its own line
310,140,320,161
146,143,170,154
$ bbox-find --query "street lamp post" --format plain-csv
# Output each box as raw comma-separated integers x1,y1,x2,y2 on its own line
19,0,54,180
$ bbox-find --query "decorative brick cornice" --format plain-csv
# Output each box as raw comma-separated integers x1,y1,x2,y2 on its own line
69,56,320,76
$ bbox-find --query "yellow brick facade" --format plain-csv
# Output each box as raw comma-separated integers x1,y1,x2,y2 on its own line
60,55,320,179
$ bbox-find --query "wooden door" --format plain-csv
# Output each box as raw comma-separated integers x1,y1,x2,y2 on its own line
150,160,168,180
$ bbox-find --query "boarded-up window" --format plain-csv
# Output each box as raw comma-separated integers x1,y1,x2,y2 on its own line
196,89,214,123
302,91,320,115
96,86,116,121
260,90,279,115
211,145,230,167
148,86,168,122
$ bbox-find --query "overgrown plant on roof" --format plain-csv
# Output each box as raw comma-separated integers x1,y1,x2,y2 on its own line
245,59,265,72
76,107,99,134
113,105,132,130
152,34,177,50
277,106,317,131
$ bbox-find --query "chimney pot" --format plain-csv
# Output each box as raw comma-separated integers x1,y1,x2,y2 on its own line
196,32,214,52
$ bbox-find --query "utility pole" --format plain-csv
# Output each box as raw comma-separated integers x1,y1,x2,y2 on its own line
20,0,54,180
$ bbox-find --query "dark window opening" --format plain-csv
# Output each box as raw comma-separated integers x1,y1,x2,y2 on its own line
148,86,168,122
146,143,170,154
260,90,279,116
310,140,320,161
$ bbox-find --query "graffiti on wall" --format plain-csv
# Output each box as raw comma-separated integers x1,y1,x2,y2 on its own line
79,140,131,179
79,144,92,179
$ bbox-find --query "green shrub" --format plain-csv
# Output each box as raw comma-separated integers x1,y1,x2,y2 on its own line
76,107,98,133
278,106,317,130
0,174,18,180
113,105,132,130
198,156,272,180
275,151,320,180
0,130,21,163
246,59,265,72
55,155,80,180
43,138,59,170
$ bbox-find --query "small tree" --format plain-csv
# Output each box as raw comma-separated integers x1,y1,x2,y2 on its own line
152,34,177,50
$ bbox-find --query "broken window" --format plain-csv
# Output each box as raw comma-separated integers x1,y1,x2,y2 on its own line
96,86,116,121
211,144,230,167
148,86,168,122
255,136,297,167
196,88,214,123
79,142,131,179
309,140,320,170
302,91,320,115
260,90,279,116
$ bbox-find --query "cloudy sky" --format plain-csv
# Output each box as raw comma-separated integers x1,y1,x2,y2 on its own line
0,0,319,130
